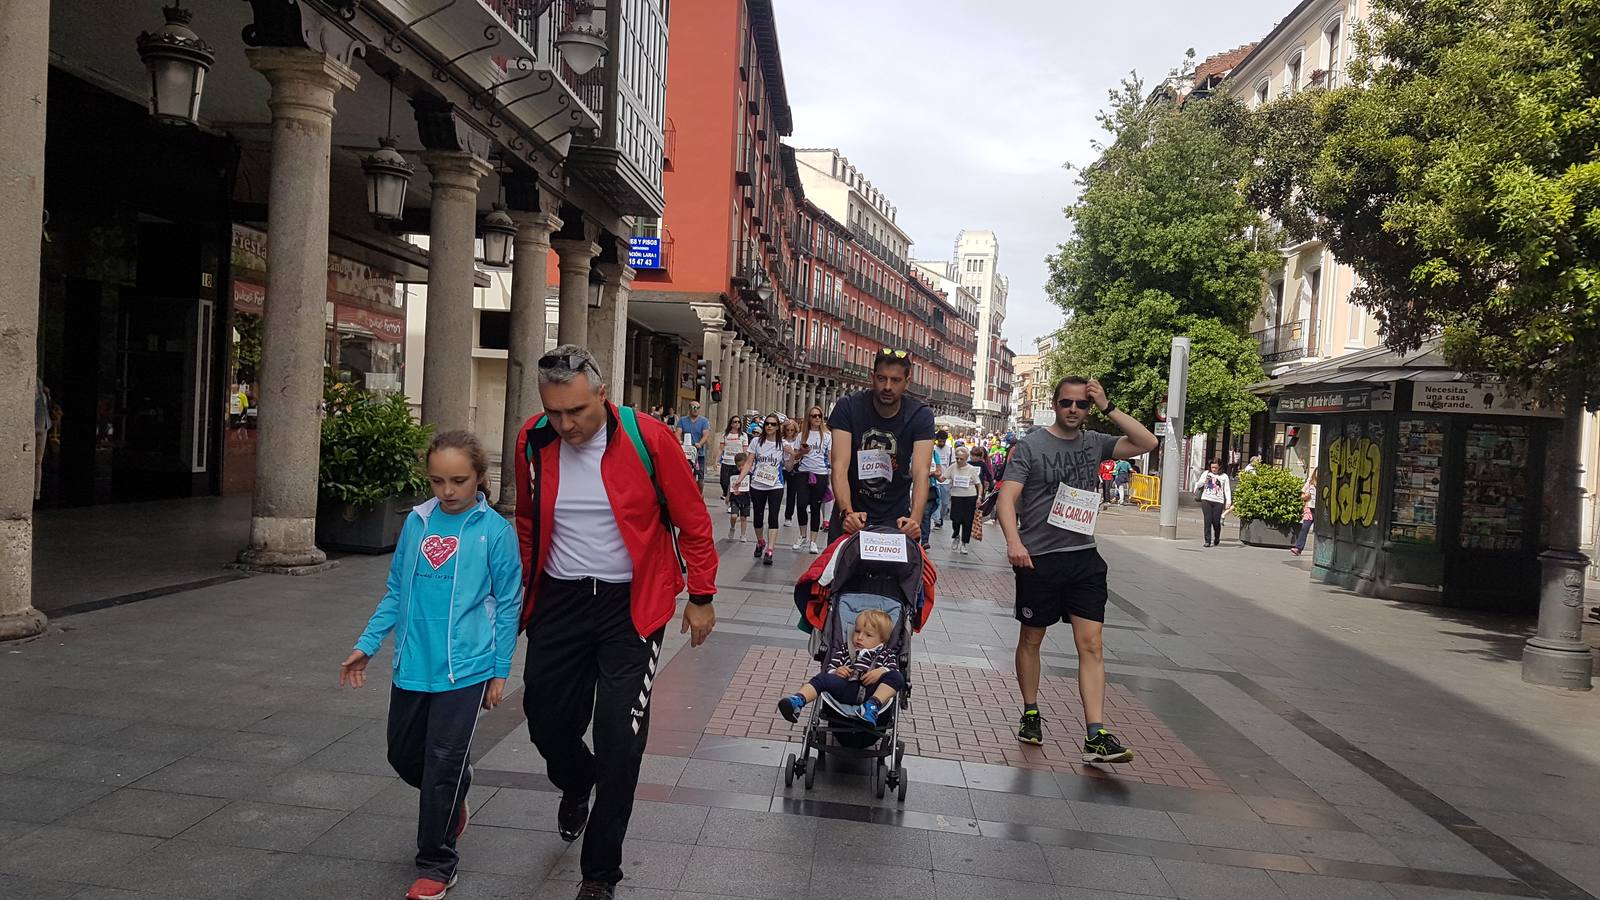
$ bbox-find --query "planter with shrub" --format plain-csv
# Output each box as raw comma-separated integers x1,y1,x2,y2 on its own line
316,378,432,553
1231,465,1305,548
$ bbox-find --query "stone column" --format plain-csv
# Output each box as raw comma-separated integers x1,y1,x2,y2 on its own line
693,304,727,460
631,329,653,406
728,340,746,418
590,258,635,389
553,238,600,347
0,0,50,639
496,209,560,514
419,151,492,433
235,48,360,574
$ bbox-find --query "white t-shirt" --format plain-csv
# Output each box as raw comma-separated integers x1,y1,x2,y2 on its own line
1195,471,1232,505
546,427,633,582
719,432,747,465
948,462,981,498
748,438,786,490
797,430,832,475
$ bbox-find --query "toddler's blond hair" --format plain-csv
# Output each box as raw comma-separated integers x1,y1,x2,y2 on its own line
854,608,894,644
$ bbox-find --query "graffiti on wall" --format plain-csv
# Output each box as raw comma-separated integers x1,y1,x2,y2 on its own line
1324,435,1382,527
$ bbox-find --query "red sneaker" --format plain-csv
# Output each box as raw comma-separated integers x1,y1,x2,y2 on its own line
452,798,469,841
407,875,457,900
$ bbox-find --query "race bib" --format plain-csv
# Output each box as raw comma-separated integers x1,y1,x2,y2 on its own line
857,448,892,481
754,459,780,487
1047,483,1100,535
858,531,909,563
953,475,972,490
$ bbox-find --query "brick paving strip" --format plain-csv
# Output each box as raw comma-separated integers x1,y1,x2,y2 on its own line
707,645,1231,790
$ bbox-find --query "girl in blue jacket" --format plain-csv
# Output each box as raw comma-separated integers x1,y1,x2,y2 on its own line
340,430,523,900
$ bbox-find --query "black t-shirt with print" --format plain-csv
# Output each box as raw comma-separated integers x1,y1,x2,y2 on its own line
827,390,936,525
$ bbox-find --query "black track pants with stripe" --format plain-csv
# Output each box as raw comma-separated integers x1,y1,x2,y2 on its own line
387,680,487,881
524,575,664,885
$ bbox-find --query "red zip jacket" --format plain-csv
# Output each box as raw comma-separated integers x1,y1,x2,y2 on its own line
514,402,719,637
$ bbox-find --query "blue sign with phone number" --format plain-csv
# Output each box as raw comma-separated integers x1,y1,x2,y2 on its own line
628,236,662,269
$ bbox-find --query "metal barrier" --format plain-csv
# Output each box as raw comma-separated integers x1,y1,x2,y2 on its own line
1130,473,1161,510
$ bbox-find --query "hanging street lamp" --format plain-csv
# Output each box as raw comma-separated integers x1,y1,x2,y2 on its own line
555,0,607,75
480,205,517,268
136,6,215,125
362,77,415,221
363,139,414,221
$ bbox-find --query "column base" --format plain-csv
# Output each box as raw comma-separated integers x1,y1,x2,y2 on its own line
0,608,48,643
233,515,337,575
1522,639,1595,691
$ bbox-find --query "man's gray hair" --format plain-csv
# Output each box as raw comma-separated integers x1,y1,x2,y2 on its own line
537,344,604,394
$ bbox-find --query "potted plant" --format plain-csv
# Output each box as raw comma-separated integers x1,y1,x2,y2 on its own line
316,376,432,553
1232,465,1305,548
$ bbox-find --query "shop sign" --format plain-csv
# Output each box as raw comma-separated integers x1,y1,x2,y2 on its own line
233,279,266,314
328,256,398,307
334,304,405,343
628,236,663,270
1411,383,1560,418
231,224,269,275
1278,387,1392,414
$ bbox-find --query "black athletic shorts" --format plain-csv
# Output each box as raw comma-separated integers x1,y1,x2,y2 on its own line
1014,547,1108,626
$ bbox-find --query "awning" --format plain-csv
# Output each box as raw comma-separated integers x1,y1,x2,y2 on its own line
1250,337,1457,394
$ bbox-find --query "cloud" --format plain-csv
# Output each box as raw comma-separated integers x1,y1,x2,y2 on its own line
774,0,1295,351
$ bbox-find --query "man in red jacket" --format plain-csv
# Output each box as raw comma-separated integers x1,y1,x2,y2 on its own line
514,345,718,900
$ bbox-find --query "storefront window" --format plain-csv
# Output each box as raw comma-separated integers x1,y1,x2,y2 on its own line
1390,418,1443,545
1461,422,1530,551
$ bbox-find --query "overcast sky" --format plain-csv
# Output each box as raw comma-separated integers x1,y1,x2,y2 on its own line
773,0,1295,353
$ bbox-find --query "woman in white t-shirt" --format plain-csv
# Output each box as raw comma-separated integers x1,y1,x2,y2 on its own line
1193,460,1233,548
946,446,983,554
789,405,832,553
717,415,747,501
740,414,787,566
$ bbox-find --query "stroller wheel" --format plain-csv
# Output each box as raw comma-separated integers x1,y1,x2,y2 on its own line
873,760,887,799
784,752,796,788
897,765,908,801
804,754,817,789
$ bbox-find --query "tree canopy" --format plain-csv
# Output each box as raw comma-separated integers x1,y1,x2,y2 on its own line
1236,0,1600,404
1047,75,1275,435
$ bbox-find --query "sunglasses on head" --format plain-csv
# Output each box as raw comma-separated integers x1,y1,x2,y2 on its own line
877,348,909,359
1058,398,1094,410
538,353,599,377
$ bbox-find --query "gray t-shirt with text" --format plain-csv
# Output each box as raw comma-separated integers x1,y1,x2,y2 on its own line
1002,427,1119,556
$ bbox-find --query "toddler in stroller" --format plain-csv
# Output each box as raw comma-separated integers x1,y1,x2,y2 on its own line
782,528,936,800
776,608,903,726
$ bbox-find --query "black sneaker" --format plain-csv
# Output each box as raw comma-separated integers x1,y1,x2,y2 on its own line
557,791,590,842
575,881,615,900
1017,710,1045,745
1083,728,1135,763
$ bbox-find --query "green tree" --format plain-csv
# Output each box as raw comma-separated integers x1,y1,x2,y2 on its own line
1236,0,1600,403
1047,74,1275,434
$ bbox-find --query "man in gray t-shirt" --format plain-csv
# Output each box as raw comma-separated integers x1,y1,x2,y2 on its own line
1004,427,1119,556
996,376,1158,764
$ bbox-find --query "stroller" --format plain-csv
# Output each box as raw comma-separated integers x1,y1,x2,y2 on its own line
787,528,935,801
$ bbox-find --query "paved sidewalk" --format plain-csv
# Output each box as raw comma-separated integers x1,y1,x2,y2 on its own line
2,493,1598,900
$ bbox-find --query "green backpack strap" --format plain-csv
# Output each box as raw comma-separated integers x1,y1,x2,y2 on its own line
618,406,654,477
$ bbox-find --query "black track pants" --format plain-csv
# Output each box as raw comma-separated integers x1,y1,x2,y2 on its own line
523,575,664,885
387,681,487,882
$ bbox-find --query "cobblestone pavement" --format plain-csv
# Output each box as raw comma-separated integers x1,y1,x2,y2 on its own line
2,493,1599,899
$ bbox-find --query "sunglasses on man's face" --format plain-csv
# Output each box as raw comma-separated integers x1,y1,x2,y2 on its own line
1058,398,1094,410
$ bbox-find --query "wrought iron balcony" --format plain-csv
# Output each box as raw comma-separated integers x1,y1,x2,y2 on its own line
1254,320,1315,365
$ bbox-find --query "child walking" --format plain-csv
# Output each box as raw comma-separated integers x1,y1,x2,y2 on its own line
728,451,753,542
340,431,523,900
776,608,903,726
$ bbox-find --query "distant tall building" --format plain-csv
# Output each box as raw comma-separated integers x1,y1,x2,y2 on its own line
956,231,1009,430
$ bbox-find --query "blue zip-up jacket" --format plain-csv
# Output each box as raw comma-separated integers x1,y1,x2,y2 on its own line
353,493,523,691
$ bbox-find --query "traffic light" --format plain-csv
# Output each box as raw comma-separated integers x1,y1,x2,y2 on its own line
711,376,723,403
696,357,710,390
